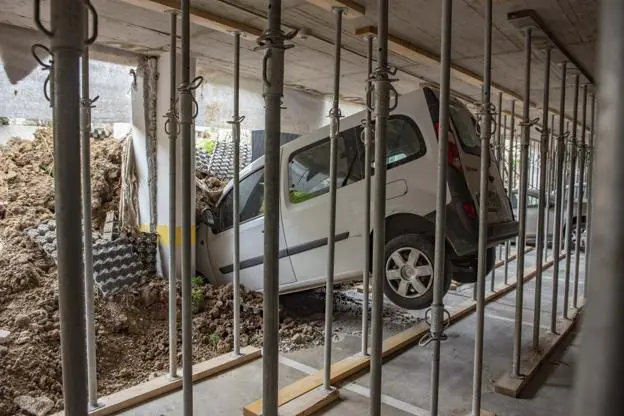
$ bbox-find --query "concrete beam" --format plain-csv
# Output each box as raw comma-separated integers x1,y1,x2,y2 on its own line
304,0,365,19
117,0,262,38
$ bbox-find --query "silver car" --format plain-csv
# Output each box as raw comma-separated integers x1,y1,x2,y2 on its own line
510,185,587,250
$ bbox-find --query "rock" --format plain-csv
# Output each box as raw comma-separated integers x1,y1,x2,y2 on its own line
0,329,10,344
14,395,54,416
291,333,305,344
0,345,8,356
15,314,31,328
15,331,32,345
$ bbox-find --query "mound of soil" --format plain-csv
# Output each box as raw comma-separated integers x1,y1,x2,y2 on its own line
0,129,324,416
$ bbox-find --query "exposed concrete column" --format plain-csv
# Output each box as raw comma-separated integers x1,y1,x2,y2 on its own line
130,52,197,277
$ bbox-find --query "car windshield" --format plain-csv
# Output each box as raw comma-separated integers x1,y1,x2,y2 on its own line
449,101,481,156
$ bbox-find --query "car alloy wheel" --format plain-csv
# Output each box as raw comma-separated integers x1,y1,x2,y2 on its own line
385,247,433,299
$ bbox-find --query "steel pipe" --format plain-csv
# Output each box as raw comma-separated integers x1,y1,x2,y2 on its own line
262,0,287,412
563,74,580,320
583,94,595,300
471,0,492,412
545,113,556,261
360,34,374,357
511,27,532,378
323,7,344,391
166,9,179,380
370,0,391,412
81,4,98,408
550,62,567,334
491,91,503,292
573,84,588,309
39,0,88,412
532,47,551,351
231,31,242,356
429,0,452,414
573,1,623,413
180,0,193,414
504,100,516,284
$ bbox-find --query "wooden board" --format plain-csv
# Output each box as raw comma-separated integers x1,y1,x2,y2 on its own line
494,306,581,398
244,248,557,416
118,0,262,38
55,346,261,416
278,387,340,416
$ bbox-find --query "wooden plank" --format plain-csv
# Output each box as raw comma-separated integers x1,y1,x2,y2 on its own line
52,346,260,416
279,387,340,416
118,0,262,38
244,248,556,416
304,0,365,18
494,306,581,398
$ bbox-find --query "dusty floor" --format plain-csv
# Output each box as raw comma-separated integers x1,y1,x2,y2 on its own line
119,248,584,416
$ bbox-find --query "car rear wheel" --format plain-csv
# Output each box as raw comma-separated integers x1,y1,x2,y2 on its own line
382,234,452,310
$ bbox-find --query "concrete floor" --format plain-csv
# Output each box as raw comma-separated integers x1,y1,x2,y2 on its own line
120,248,585,416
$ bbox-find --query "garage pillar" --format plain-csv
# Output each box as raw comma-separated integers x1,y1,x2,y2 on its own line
130,52,197,277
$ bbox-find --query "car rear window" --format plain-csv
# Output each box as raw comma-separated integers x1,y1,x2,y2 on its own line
449,102,481,156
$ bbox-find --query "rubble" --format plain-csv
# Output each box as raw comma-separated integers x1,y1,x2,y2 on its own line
13,395,54,416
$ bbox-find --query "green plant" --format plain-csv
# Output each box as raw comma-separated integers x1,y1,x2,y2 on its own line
198,138,216,154
191,276,205,311
207,334,220,346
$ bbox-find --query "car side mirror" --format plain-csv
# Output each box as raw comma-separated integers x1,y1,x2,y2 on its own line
200,208,215,227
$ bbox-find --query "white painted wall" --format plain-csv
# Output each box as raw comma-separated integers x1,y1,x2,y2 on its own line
195,69,364,134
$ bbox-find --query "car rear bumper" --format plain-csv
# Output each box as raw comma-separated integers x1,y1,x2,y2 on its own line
487,220,519,246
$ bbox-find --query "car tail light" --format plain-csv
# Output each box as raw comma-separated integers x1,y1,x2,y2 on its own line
463,201,477,220
434,122,462,171
448,141,462,170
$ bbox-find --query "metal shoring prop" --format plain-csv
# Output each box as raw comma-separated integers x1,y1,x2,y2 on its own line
560,121,571,247
370,0,396,412
583,93,595,300
511,27,532,379
323,6,344,392
504,100,516,284
165,9,179,380
491,91,503,291
573,84,588,309
360,34,374,357
257,0,295,412
573,2,623,412
545,113,556,261
471,0,493,412
81,3,100,409
33,0,96,412
532,46,551,351
563,73,580,320
229,31,244,357
428,0,452,414
179,0,205,413
550,62,567,334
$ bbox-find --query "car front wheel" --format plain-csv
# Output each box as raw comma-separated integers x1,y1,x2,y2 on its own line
382,234,452,310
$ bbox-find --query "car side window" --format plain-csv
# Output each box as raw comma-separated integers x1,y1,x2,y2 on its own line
362,115,427,170
527,194,539,208
217,168,264,232
288,126,364,204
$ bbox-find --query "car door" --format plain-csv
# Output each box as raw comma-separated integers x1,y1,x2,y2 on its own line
281,123,366,284
448,100,514,225
204,167,296,291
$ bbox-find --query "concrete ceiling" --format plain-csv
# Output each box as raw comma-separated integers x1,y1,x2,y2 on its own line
0,0,598,129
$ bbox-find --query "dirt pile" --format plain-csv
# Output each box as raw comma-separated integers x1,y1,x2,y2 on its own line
0,129,324,416
0,127,122,232
195,171,224,218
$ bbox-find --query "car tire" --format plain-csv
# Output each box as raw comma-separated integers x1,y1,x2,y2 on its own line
564,220,587,251
452,247,496,284
382,234,452,310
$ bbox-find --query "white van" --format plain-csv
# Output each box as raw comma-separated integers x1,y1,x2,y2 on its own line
197,87,518,310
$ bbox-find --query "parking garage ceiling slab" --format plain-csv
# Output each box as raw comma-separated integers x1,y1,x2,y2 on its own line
0,0,597,122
